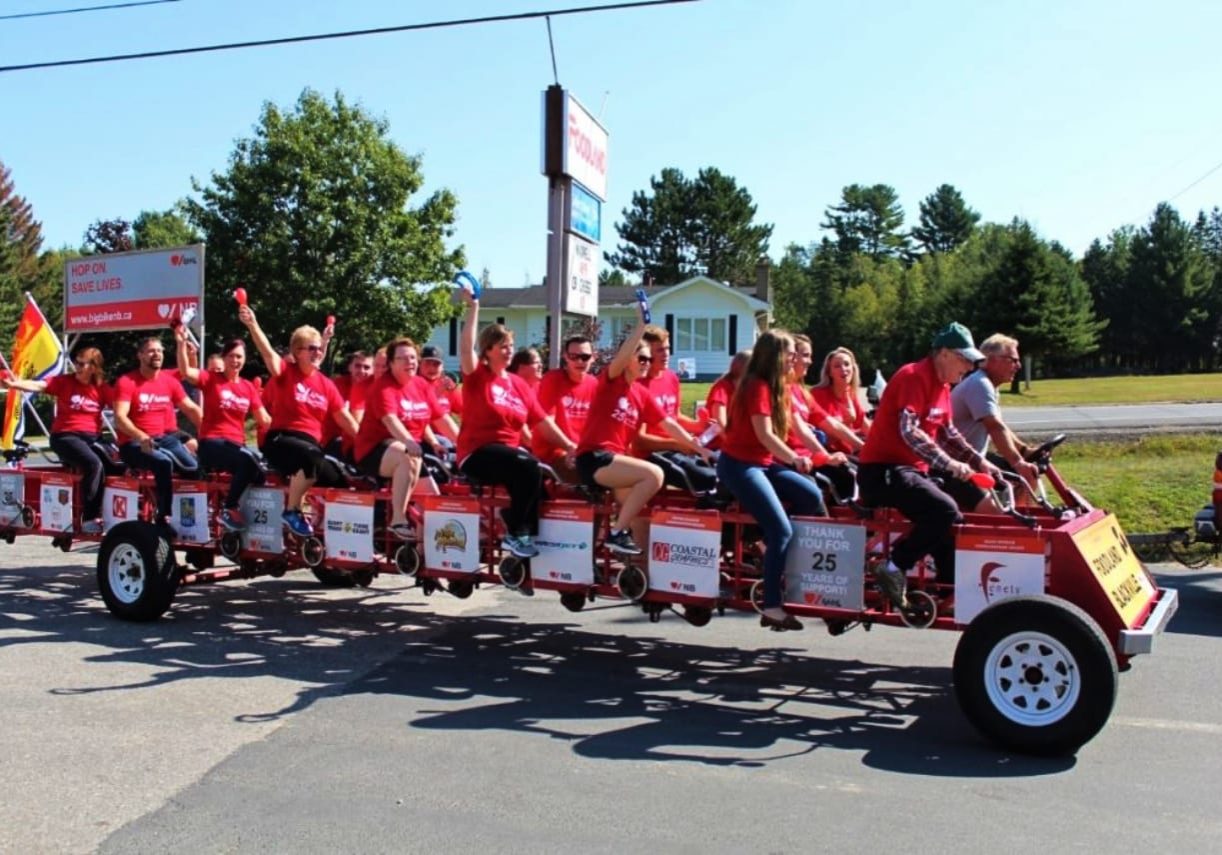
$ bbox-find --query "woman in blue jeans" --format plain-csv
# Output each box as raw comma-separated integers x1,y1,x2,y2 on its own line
716,330,827,631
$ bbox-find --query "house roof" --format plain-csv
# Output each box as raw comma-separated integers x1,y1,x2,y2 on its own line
474,275,770,311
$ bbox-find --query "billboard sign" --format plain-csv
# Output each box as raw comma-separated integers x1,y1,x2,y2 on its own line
564,233,599,316
569,182,602,244
64,244,205,332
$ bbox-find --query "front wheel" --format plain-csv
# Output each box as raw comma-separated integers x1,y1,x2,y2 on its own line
953,595,1117,756
97,521,178,621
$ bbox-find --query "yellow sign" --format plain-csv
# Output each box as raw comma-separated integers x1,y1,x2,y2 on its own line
1070,514,1156,626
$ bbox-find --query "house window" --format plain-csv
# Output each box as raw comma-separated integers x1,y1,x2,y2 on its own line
674,316,727,352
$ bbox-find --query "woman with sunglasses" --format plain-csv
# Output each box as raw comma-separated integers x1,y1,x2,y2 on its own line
717,329,828,632
575,305,710,555
1,348,112,533
173,328,271,532
456,288,577,558
240,305,359,538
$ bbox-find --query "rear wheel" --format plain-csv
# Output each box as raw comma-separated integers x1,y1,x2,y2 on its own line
97,521,178,621
953,595,1117,756
311,566,358,587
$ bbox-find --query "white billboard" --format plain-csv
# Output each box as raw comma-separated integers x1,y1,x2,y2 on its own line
564,94,608,201
564,233,599,316
64,244,204,333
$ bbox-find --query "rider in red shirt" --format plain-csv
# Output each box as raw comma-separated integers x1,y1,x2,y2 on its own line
532,334,598,481
858,322,1004,607
575,306,710,555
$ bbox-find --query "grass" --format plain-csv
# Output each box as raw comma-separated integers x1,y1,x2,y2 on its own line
1051,433,1218,535
1000,372,1222,407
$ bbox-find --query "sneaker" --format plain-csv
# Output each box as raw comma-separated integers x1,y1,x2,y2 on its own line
502,533,539,558
388,521,415,541
81,518,104,535
605,528,642,556
875,565,909,609
219,507,247,533
282,509,314,538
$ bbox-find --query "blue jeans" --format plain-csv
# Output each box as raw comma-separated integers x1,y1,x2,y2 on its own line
717,453,826,608
199,438,264,509
119,434,198,519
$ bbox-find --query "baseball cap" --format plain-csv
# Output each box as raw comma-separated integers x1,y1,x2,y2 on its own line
931,322,985,363
420,345,444,362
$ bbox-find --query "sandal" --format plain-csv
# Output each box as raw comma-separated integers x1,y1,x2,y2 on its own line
760,613,804,632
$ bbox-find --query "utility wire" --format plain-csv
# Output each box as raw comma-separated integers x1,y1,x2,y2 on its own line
0,0,699,73
1168,158,1222,202
0,0,180,21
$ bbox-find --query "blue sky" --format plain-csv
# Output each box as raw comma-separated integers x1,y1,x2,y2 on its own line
3,0,1222,287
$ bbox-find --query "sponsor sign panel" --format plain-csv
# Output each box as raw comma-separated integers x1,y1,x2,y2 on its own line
241,486,284,554
564,94,608,200
422,495,481,574
533,502,595,587
569,181,602,243
783,519,868,609
102,476,141,530
954,531,1046,623
564,232,599,317
171,481,209,543
1069,513,1157,626
39,472,73,533
648,509,720,599
0,472,26,527
323,490,375,564
63,244,204,332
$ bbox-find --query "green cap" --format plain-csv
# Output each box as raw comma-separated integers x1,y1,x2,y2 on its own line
931,322,984,362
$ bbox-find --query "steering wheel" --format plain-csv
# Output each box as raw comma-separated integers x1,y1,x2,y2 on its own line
1025,433,1067,463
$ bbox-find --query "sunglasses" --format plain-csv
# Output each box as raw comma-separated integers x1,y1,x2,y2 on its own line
301,344,324,354
566,353,593,362
637,356,653,366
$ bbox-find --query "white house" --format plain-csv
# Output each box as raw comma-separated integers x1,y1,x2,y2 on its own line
421,266,774,380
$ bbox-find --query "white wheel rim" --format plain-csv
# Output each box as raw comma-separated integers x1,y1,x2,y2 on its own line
108,543,146,605
984,630,1081,727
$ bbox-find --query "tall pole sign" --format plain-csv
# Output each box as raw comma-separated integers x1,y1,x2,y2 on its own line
542,85,608,367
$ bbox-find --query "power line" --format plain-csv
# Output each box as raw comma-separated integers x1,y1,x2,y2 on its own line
1168,157,1222,202
0,0,700,73
0,0,181,22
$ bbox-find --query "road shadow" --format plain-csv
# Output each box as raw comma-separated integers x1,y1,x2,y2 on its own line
353,616,1076,778
1,558,1074,778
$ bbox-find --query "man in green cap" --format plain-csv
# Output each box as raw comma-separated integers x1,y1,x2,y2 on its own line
857,322,1005,608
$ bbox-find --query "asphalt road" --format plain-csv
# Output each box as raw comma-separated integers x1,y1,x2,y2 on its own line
2,539,1220,854
1006,402,1222,434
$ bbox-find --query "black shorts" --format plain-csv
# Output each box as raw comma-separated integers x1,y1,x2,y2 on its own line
357,439,394,478
575,449,614,491
935,473,989,511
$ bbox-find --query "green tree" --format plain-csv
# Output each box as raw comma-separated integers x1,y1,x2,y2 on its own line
133,208,200,249
910,183,980,254
183,88,463,357
82,218,133,254
0,161,56,346
606,166,772,285
821,183,910,261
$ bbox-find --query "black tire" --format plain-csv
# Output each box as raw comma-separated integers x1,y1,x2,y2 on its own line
498,556,529,590
97,521,178,622
448,579,475,599
682,605,713,627
311,566,358,587
394,544,421,577
953,595,1118,756
559,591,587,612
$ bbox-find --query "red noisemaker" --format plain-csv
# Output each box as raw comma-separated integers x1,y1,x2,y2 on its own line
970,472,996,489
234,287,247,306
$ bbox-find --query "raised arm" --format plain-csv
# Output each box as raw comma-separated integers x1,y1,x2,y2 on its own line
238,305,282,378
173,324,201,385
458,290,479,377
606,301,648,380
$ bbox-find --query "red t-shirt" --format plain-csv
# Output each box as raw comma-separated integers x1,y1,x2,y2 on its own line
532,369,597,459
722,377,788,467
456,364,546,463
355,375,444,461
810,385,869,453
112,370,187,443
266,363,346,443
197,371,263,445
706,376,735,414
46,375,111,435
577,371,667,456
322,375,370,447
859,357,949,472
787,383,830,455
640,370,681,437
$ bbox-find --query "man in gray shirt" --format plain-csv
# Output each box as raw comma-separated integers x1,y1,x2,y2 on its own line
951,333,1040,486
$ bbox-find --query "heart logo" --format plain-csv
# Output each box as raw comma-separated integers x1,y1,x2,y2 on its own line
804,592,819,604
670,581,681,590
170,255,181,266
157,304,171,318
548,571,559,579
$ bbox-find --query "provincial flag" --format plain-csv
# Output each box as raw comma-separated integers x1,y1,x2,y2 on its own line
1,294,65,450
